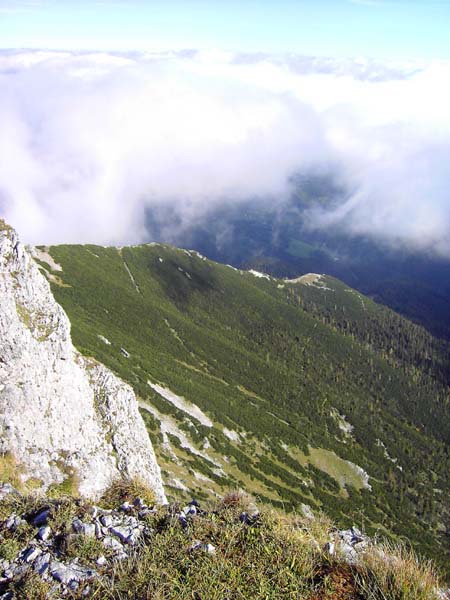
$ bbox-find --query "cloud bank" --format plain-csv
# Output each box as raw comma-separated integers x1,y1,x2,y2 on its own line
1,49,450,256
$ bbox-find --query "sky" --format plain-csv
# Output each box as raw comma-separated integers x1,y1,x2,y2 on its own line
1,0,450,60
1,2,450,257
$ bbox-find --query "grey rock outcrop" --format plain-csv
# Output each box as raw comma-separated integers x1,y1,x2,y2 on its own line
0,221,166,502
0,492,159,595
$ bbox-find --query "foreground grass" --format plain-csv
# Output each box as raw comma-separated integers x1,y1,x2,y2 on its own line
92,510,441,600
0,489,444,600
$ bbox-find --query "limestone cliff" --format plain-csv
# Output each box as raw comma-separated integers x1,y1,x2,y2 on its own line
0,221,166,502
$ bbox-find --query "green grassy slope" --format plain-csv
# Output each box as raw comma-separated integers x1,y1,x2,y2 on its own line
36,244,450,573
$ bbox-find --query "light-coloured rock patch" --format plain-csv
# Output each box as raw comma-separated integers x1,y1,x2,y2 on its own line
222,428,241,442
331,408,354,439
285,273,334,291
32,247,63,272
122,260,140,293
139,400,216,465
148,382,213,427
248,269,271,280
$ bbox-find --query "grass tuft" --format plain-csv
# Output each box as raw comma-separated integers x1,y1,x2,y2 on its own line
0,452,23,490
7,573,52,600
65,533,105,563
99,476,156,509
47,469,80,499
0,537,22,561
354,540,441,600
220,489,255,511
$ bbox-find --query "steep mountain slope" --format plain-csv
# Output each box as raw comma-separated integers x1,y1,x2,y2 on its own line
0,221,165,502
39,242,450,572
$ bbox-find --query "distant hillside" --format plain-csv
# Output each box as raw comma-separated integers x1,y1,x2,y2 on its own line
148,184,450,342
38,242,450,574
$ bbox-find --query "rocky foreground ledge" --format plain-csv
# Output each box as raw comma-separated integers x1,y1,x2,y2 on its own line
0,482,448,600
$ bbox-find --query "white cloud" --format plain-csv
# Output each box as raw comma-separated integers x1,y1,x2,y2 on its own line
0,49,450,257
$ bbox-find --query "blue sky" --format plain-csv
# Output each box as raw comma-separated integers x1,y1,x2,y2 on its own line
1,0,450,60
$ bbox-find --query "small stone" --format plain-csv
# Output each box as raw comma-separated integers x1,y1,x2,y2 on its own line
204,543,216,555
339,542,358,564
21,546,42,563
188,540,215,554
120,501,133,512
87,506,99,519
69,579,81,591
0,558,10,573
94,521,103,539
300,503,314,520
124,516,139,529
0,591,14,600
33,552,51,576
110,525,140,545
239,512,259,526
0,483,19,500
100,515,112,528
5,514,18,530
324,541,335,555
96,555,107,566
178,515,188,529
182,504,197,516
351,526,362,538
82,523,96,537
188,540,203,552
31,508,50,527
103,536,123,551
7,514,26,531
247,502,259,518
5,563,30,579
113,551,128,562
37,525,52,541
72,519,96,537
72,518,83,532
50,560,96,585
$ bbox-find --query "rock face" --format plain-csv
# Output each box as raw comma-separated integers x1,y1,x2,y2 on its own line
0,221,166,502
